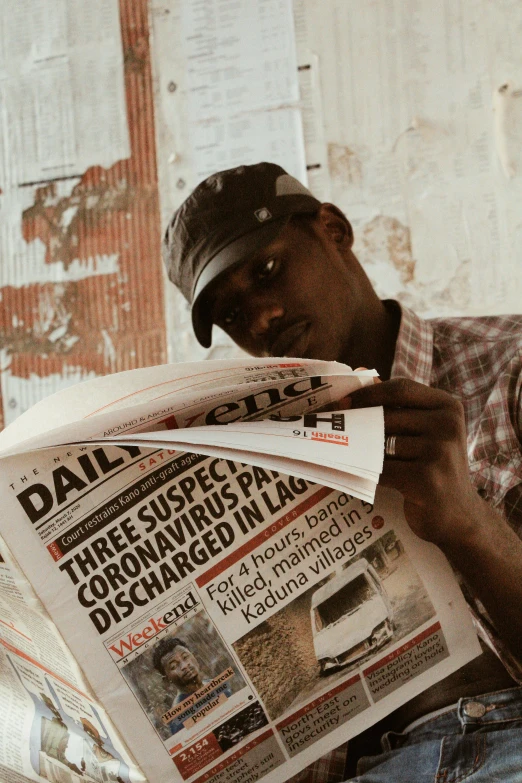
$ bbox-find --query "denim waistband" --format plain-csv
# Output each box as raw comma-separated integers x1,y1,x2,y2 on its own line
404,685,522,743
402,702,459,735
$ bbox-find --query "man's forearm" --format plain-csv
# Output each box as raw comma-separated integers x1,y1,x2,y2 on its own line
441,497,522,661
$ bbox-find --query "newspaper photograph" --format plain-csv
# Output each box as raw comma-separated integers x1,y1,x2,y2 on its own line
114,598,249,742
7,653,138,783
233,531,438,722
0,433,481,783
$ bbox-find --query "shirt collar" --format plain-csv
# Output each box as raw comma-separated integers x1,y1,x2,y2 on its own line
389,301,434,384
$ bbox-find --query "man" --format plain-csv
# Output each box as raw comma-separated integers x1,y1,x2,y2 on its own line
153,636,231,735
162,163,522,781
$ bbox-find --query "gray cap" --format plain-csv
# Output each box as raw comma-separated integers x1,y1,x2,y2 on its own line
162,162,321,347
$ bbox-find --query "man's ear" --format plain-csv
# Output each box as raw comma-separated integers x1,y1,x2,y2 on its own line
317,203,354,249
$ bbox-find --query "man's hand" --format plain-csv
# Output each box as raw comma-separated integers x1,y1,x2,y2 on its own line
349,378,483,548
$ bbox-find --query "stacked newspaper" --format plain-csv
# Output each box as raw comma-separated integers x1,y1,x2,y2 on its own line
0,358,481,783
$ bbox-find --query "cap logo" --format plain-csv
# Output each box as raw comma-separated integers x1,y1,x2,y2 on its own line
255,207,272,222
275,174,313,197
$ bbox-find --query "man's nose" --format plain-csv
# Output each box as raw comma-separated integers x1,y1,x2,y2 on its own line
248,299,285,338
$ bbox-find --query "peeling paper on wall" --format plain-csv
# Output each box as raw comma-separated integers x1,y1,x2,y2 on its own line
291,0,522,317
297,53,330,202
493,82,522,178
0,188,121,286
0,0,129,185
0,0,130,424
179,0,307,183
0,0,128,287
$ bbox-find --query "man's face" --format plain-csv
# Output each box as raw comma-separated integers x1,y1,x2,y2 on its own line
205,207,364,362
161,645,201,689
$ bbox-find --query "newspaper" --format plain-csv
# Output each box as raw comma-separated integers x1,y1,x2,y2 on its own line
0,358,482,783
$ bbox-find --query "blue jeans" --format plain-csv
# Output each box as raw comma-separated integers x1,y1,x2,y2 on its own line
351,685,522,782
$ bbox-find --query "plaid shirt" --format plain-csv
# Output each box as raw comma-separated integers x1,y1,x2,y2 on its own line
288,303,522,783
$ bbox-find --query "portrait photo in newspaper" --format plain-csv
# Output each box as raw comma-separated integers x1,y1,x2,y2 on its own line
120,608,248,741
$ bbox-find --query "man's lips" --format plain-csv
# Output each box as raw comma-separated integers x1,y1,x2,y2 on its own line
270,321,311,357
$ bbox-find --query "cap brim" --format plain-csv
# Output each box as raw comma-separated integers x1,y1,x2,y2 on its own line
191,217,288,348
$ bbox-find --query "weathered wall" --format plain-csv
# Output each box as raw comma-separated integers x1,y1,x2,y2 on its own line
0,0,166,428
1,0,521,427
152,0,522,364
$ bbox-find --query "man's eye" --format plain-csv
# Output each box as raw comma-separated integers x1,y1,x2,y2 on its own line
257,257,276,279
223,306,239,326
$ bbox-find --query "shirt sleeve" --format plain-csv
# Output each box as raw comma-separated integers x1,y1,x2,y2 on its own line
463,358,522,681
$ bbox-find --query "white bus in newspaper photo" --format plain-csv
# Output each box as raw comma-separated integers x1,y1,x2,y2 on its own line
311,558,394,673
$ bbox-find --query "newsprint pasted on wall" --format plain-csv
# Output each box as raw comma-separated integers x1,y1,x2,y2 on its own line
0,0,166,428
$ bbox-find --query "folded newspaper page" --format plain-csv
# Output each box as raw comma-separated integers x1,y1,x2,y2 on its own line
0,359,482,783
0,359,377,456
102,406,384,502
